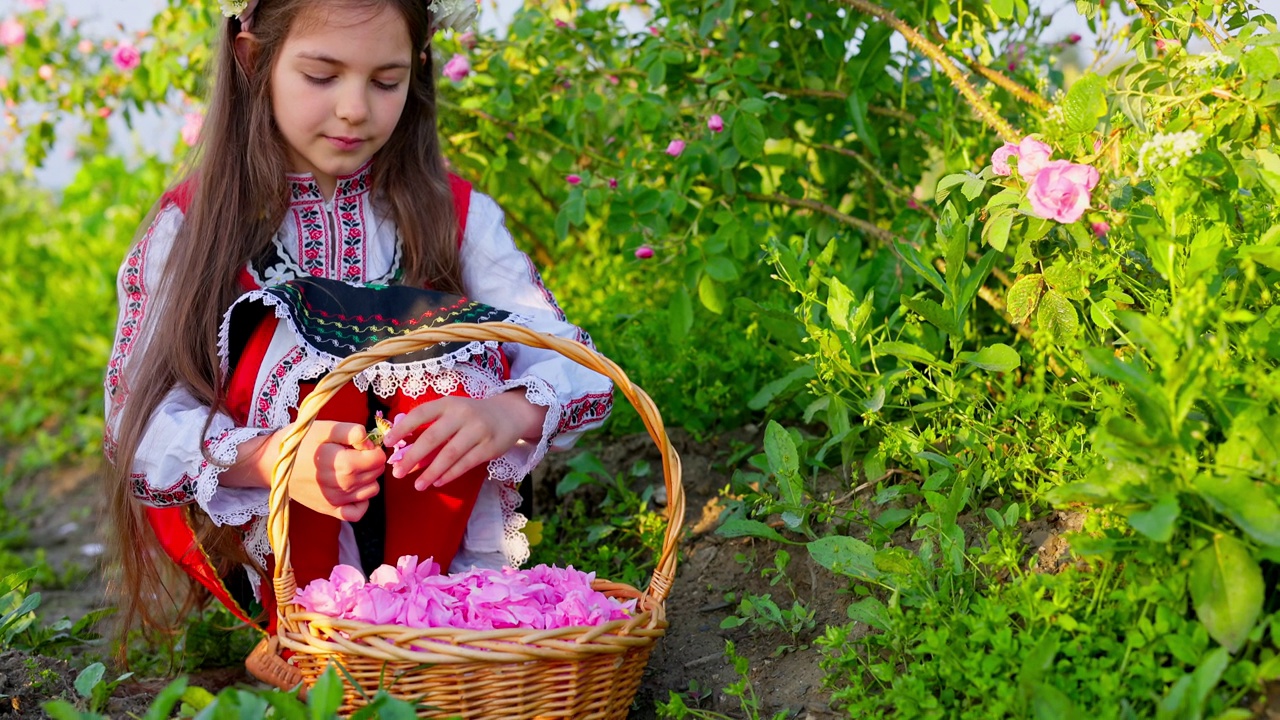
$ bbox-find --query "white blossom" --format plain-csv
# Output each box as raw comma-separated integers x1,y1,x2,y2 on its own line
1137,130,1203,177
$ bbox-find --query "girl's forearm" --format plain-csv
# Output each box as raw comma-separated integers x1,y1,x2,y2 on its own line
498,389,549,442
219,430,279,489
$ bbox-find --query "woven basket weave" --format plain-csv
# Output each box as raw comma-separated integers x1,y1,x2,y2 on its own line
244,322,683,718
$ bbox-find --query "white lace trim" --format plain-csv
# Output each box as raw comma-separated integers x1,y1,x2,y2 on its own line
484,376,560,568
194,426,274,528
244,520,271,602
217,290,531,401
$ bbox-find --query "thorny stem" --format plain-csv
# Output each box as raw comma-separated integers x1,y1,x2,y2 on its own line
758,84,918,123
745,191,900,244
834,0,1022,143
926,23,1052,112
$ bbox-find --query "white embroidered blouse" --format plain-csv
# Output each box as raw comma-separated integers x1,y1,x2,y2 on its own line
103,161,614,588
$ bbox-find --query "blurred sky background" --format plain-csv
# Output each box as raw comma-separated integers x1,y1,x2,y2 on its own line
1,0,1097,187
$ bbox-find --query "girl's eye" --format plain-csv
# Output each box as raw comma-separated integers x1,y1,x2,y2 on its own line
373,80,401,91
304,74,335,85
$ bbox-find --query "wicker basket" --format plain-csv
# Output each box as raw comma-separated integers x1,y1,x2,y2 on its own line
243,322,684,718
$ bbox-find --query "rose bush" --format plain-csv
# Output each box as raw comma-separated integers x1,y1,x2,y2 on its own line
3,0,1280,714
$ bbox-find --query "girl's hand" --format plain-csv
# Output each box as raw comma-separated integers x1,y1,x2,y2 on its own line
223,421,385,522
381,392,548,491
287,421,387,520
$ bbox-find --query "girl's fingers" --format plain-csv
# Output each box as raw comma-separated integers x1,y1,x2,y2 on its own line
335,500,369,523
424,442,494,489
415,425,485,488
391,413,461,478
382,400,445,447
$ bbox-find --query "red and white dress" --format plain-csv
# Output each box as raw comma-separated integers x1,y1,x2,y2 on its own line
104,160,613,619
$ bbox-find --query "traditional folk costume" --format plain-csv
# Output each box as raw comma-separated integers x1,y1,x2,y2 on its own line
104,161,614,627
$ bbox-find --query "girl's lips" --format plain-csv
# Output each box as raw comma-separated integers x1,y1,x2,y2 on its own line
326,136,365,151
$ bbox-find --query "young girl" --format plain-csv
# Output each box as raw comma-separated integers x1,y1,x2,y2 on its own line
103,0,612,636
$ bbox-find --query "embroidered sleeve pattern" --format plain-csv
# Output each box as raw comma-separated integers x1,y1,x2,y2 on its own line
103,203,181,461
459,191,615,452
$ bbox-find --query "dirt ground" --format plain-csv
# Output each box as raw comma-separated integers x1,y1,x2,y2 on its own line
1,426,1097,719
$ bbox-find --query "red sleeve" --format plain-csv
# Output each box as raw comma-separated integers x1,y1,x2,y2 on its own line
448,173,472,249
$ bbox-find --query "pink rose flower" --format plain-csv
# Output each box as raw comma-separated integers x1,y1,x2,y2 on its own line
666,139,686,157
441,53,470,82
991,142,1019,176
96,106,113,119
635,245,654,259
707,114,724,133
608,177,618,190
1091,221,1110,237
0,18,25,48
77,39,93,54
565,174,581,185
648,26,661,36
1067,33,1082,44
22,0,47,10
37,64,53,81
1027,160,1100,224
1016,137,1053,180
457,31,476,49
112,42,141,72
180,112,203,147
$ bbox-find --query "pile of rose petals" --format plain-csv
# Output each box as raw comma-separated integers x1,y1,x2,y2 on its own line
293,556,636,630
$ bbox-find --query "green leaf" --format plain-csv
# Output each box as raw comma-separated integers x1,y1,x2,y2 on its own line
1195,474,1280,547
748,365,816,411
934,173,968,204
143,678,191,720
959,343,1022,372
1126,494,1180,542
764,421,800,478
697,274,727,314
1043,262,1087,300
902,295,960,336
983,211,1014,252
41,701,87,720
847,91,881,158
1062,73,1107,133
75,663,106,700
807,536,880,580
308,667,345,720
874,341,939,366
716,518,788,543
1036,290,1079,342
669,285,693,338
1006,274,1044,324
991,0,1014,18
704,256,741,282
1190,535,1264,653
732,112,766,160
846,597,890,631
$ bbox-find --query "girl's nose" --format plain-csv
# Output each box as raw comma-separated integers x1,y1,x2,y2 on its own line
335,83,370,125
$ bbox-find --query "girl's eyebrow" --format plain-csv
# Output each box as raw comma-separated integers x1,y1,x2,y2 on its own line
296,51,410,71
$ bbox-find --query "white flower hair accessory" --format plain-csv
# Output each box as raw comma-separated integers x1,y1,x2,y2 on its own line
429,0,479,33
219,0,259,30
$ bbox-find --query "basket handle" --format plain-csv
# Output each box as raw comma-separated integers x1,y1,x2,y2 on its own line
266,322,684,633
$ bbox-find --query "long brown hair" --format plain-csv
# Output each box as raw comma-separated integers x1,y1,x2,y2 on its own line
105,0,460,640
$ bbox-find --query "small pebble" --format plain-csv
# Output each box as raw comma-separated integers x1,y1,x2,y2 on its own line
653,484,668,506
80,543,105,558
56,522,78,538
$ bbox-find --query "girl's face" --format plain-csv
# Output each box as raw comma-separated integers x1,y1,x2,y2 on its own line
270,3,412,198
